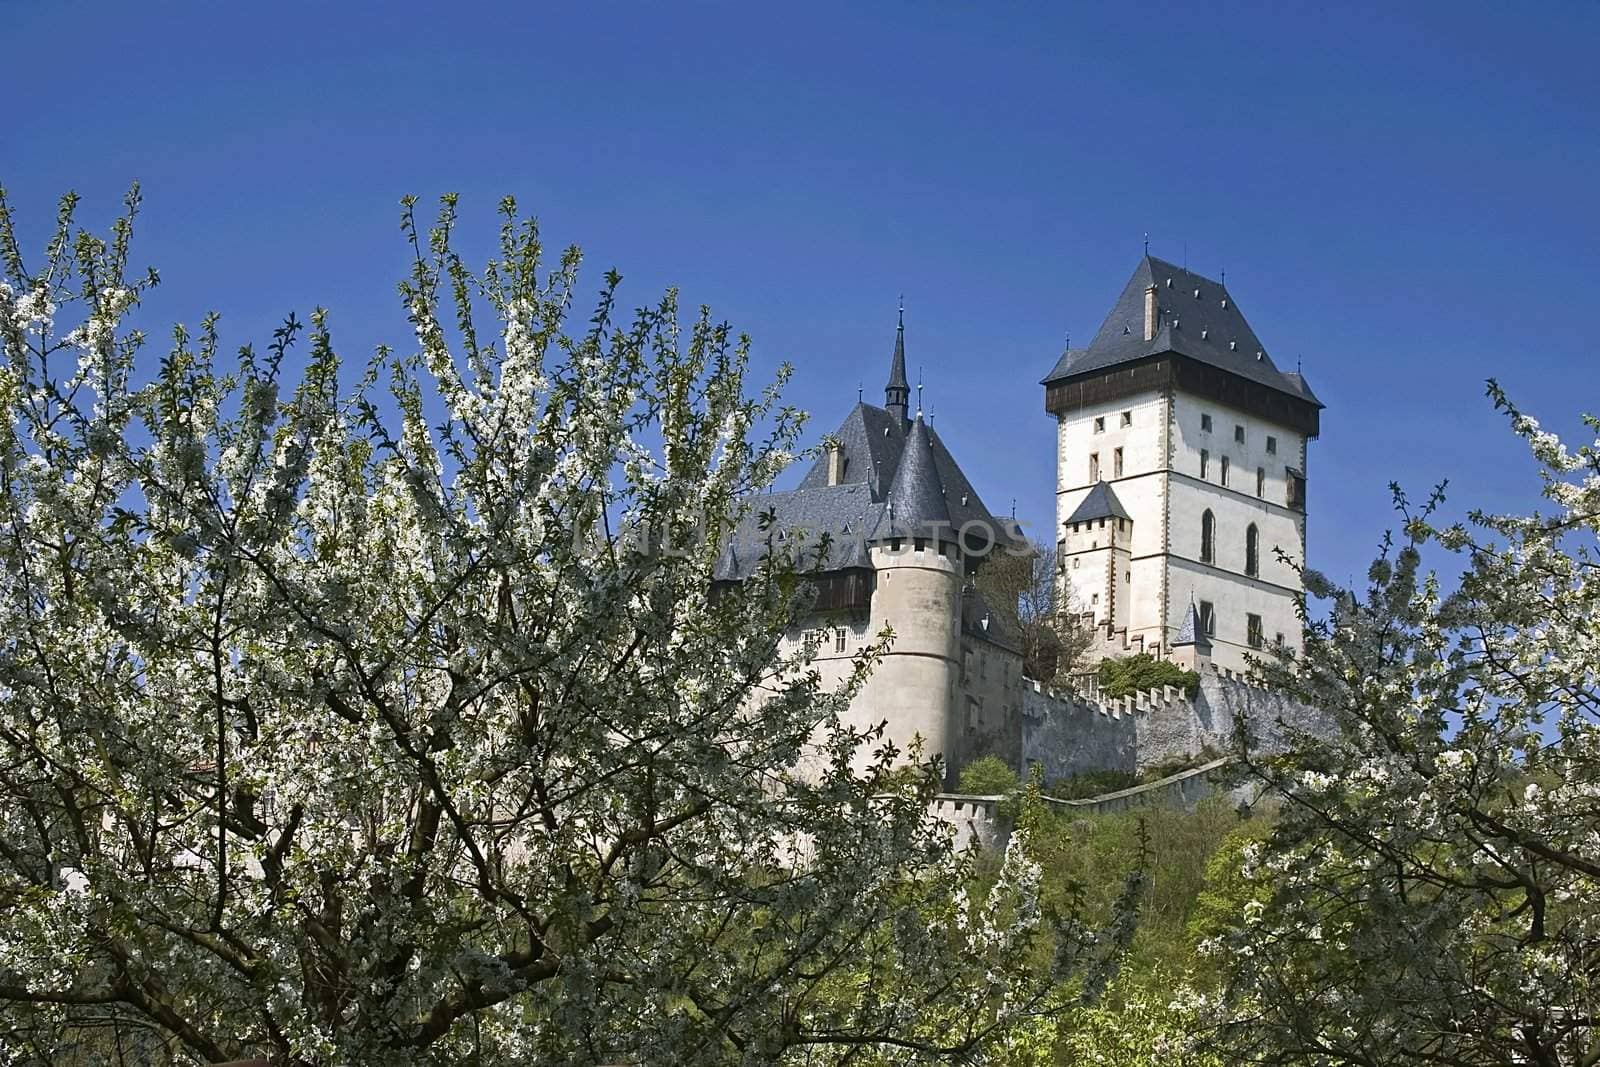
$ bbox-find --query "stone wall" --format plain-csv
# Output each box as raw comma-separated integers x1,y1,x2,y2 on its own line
1018,663,1325,785
930,757,1247,853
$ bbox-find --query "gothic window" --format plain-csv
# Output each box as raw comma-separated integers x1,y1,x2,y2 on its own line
1200,449,1209,480
1221,455,1230,487
1201,413,1213,432
1246,523,1260,577
1113,447,1124,478
1093,416,1105,433
1089,452,1100,482
1120,410,1132,427
1201,509,1215,563
1234,424,1245,444
1199,599,1216,637
1256,466,1266,498
834,627,847,653
1247,613,1264,649
1266,435,1278,454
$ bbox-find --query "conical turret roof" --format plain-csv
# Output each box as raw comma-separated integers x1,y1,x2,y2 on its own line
1173,597,1212,651
885,414,951,539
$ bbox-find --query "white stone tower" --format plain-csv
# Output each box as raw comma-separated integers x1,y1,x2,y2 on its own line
1042,256,1323,674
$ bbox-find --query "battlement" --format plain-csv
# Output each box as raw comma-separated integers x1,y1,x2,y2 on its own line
931,756,1239,852
1017,665,1321,783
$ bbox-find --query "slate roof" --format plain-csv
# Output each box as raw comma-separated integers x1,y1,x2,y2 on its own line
887,415,952,537
886,316,909,392
717,321,1023,581
1172,599,1212,651
961,584,1023,654
1065,481,1131,524
1041,255,1321,407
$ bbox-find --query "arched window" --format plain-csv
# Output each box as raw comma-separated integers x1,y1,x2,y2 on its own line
1245,523,1259,577
1200,509,1215,563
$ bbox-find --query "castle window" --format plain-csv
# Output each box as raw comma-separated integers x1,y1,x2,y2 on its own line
1234,424,1245,444
1220,455,1230,487
1089,452,1100,482
1072,557,1080,569
1247,613,1264,649
1200,449,1209,479
1256,466,1266,498
1245,523,1260,577
1120,410,1132,427
1287,468,1306,511
1113,447,1124,478
1199,600,1216,637
914,537,927,552
1093,416,1105,433
1275,631,1285,647
1056,538,1066,570
1200,509,1215,563
1266,435,1278,454
1201,413,1213,432
834,627,847,653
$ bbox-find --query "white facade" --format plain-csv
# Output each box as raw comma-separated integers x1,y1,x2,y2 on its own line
1055,388,1309,674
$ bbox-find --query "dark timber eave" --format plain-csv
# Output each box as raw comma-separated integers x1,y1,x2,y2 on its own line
1044,354,1321,439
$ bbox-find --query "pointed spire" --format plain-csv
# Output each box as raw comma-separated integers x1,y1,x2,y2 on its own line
884,298,910,429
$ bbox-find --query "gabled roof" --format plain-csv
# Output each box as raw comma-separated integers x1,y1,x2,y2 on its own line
1065,481,1131,524
1041,255,1321,407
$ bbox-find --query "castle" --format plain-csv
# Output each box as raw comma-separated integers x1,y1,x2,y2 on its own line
715,255,1322,787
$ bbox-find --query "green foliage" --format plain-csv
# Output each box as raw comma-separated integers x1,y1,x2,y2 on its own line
958,753,1021,795
1097,653,1199,699
1026,796,1247,987
1048,768,1137,799
1053,969,1224,1066
1185,818,1274,963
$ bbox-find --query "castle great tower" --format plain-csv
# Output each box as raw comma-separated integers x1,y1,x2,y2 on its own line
1042,256,1323,673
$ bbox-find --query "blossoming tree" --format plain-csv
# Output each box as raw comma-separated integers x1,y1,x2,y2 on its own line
1216,391,1600,1065
0,189,1103,1065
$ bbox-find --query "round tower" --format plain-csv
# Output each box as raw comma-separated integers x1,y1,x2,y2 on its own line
854,413,965,784
861,539,963,779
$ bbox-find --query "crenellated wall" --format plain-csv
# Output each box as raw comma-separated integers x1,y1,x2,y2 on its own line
1017,664,1326,784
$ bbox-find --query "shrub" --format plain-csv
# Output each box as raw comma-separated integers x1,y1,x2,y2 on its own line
1048,768,1138,799
1098,653,1199,699
958,754,1020,795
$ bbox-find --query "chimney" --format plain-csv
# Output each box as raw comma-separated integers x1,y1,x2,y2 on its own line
1143,284,1158,342
826,442,845,486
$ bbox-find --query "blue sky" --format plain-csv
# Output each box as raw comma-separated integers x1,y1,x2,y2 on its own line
7,1,1597,590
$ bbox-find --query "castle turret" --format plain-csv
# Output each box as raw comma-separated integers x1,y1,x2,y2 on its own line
867,414,963,783
1061,480,1132,634
1169,597,1213,672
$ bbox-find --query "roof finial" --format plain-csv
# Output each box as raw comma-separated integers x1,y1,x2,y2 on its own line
1220,267,1226,287
898,293,904,328
857,380,863,402
1297,354,1303,374
916,367,924,417
1010,497,1017,518
1143,231,1149,255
